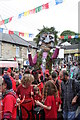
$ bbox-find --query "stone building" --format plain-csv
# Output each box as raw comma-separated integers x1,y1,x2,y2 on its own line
0,32,37,68
62,43,80,62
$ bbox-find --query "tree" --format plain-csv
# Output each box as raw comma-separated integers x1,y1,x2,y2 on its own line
60,30,80,44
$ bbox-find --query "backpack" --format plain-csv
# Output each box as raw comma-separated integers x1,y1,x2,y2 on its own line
72,79,80,106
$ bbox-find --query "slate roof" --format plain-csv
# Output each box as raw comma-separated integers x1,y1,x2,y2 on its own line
61,43,80,50
0,32,37,48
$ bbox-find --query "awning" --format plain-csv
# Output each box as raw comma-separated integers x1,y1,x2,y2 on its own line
74,54,80,57
0,61,18,68
61,41,71,46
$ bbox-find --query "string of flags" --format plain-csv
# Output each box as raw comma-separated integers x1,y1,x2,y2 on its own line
1,26,80,40
0,0,63,26
0,28,34,38
59,35,80,39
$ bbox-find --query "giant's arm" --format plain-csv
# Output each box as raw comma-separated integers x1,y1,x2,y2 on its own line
52,46,60,59
28,52,38,66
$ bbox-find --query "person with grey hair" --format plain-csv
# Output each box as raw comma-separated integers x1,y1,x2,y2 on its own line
60,70,80,120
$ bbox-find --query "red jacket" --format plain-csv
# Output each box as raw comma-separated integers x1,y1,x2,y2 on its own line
2,92,17,120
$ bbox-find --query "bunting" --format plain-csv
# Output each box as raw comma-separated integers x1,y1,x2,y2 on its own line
0,17,13,25
0,28,34,38
59,35,80,39
55,0,63,5
0,0,63,26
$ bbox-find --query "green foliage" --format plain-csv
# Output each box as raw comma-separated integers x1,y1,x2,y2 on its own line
35,51,42,69
46,51,53,73
60,30,80,44
35,51,53,74
33,26,59,72
60,30,75,36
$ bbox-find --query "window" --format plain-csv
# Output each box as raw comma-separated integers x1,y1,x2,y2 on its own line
16,46,20,57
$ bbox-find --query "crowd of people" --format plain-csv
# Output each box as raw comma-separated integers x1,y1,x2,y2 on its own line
0,60,80,120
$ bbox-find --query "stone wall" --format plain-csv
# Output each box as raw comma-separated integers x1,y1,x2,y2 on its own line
2,43,16,60
1,42,37,67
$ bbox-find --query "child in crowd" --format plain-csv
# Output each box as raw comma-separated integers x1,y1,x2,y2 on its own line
37,71,44,95
33,86,42,103
51,71,62,113
35,80,58,120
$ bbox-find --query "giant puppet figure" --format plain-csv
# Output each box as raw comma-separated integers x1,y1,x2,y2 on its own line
28,32,60,75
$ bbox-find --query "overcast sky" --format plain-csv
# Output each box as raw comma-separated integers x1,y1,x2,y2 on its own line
0,0,79,40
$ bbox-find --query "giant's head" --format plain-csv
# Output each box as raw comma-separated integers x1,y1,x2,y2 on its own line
38,32,55,52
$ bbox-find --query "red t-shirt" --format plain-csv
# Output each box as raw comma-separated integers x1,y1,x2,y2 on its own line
10,76,16,92
34,94,42,102
44,95,57,120
38,82,43,94
16,84,33,99
56,91,62,110
2,93,17,120
58,76,62,83
16,84,34,119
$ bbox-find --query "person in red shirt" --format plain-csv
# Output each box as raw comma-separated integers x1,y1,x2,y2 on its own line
16,74,34,120
35,80,58,120
51,70,62,120
16,74,34,99
7,68,16,92
37,72,44,94
1,74,17,120
33,86,42,102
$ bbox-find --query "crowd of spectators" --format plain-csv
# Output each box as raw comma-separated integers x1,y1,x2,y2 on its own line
0,60,80,120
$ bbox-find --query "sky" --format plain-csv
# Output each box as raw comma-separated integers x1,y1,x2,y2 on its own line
0,0,79,40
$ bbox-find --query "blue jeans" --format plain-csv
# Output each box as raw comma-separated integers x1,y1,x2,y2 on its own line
76,113,80,120
63,111,76,120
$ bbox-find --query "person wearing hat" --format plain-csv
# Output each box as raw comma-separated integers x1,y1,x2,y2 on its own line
3,67,8,76
1,74,17,120
44,69,50,82
7,68,16,92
